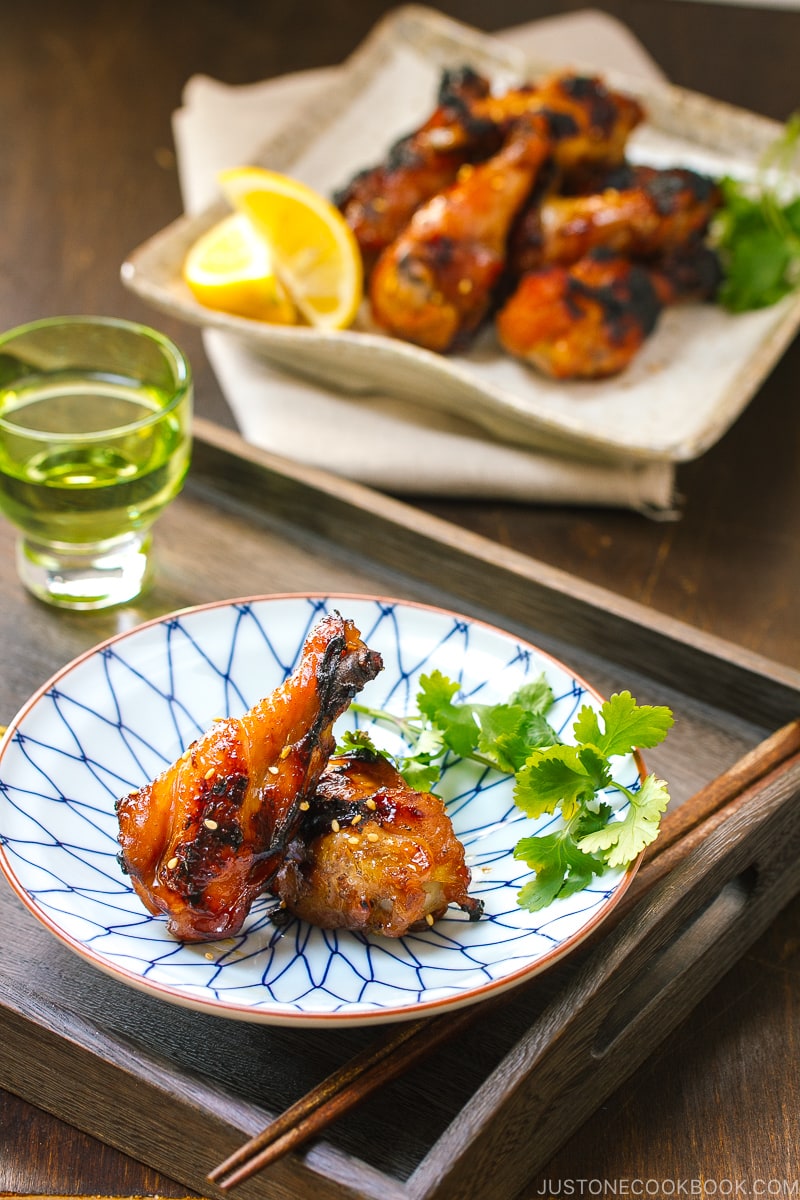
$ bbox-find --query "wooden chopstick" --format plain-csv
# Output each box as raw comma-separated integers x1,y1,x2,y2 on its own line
207,1016,434,1186
207,716,800,1190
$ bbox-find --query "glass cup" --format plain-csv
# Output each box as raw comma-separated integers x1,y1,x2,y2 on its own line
0,316,192,610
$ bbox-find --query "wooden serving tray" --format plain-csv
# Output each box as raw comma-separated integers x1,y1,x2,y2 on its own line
1,418,799,1200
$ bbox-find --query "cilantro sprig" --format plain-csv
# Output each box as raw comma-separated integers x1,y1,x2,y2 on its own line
513,692,672,908
713,112,800,311
350,668,559,791
343,674,673,914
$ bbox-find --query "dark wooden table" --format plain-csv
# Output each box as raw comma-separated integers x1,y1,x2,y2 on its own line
1,0,799,1194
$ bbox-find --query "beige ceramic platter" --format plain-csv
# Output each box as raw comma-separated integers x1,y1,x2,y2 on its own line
121,4,800,465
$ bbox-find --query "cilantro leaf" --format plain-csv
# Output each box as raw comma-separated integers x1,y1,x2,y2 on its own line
336,728,392,760
514,807,611,911
712,114,800,312
475,703,558,773
573,691,674,758
416,669,460,720
509,677,555,716
439,706,482,758
416,670,480,758
396,756,442,793
514,743,608,819
413,670,558,770
717,221,794,311
578,774,670,867
414,725,445,758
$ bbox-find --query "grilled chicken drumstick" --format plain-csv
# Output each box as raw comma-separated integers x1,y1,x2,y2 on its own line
471,72,644,173
510,165,721,274
496,244,720,379
271,751,483,937
336,70,644,278
334,66,499,275
116,613,383,942
369,112,555,353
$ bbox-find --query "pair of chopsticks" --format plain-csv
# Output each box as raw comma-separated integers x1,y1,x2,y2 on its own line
208,716,800,1190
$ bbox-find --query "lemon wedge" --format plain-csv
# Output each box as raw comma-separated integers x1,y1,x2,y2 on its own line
183,212,296,324
218,167,363,331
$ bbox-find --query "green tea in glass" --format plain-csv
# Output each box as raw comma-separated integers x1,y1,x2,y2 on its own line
0,316,192,609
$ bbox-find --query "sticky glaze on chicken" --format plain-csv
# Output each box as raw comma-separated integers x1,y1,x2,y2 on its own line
116,613,383,942
496,244,720,379
336,70,643,278
334,67,500,274
369,111,555,353
510,165,721,274
471,72,644,173
271,751,483,937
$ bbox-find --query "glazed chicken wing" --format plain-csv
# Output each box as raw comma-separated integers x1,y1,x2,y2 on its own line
116,613,383,942
496,244,720,379
271,751,483,937
369,112,554,352
511,165,721,274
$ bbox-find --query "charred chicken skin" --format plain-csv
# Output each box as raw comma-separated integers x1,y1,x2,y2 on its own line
497,250,661,378
369,112,555,353
496,244,720,379
271,751,483,937
510,165,721,274
334,66,500,275
337,68,720,375
116,613,383,942
470,72,644,173
336,69,644,278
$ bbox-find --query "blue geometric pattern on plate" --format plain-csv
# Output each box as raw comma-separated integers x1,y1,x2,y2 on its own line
0,595,638,1026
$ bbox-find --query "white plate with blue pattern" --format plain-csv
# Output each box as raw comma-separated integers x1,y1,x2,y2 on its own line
0,594,640,1026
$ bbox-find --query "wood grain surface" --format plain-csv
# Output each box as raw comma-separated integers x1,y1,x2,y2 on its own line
0,419,794,1200
1,0,800,1195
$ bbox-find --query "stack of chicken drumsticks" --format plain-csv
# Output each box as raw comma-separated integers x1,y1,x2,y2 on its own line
336,68,722,378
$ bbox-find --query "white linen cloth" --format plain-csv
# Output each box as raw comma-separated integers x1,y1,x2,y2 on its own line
172,10,677,513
